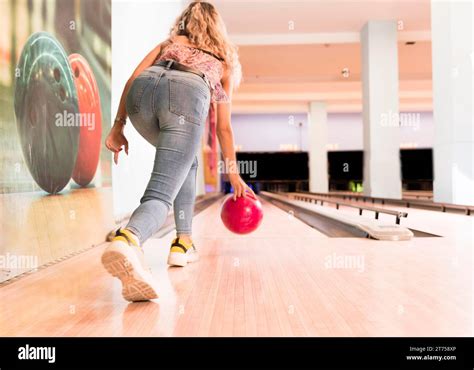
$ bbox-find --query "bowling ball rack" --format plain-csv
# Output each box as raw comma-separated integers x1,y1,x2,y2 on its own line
292,192,408,225
264,192,439,239
302,191,474,216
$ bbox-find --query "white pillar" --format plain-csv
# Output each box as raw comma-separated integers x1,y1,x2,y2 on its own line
432,0,474,206
111,0,185,220
308,102,328,193
360,20,402,199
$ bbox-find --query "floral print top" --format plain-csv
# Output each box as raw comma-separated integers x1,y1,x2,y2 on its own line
155,42,229,103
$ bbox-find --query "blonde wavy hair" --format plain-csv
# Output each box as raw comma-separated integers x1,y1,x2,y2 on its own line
169,1,242,87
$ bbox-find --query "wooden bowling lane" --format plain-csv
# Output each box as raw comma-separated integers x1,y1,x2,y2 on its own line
0,198,471,337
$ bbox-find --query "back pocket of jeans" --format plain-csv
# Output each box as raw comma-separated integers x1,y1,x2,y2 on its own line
169,79,208,125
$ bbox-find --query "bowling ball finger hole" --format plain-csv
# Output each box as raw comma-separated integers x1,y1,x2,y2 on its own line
59,86,66,102
74,67,80,78
53,67,61,83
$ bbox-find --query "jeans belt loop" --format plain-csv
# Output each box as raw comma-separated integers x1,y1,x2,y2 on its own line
202,75,211,90
165,60,173,70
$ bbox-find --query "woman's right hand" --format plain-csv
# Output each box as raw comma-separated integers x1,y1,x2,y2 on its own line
105,123,129,165
229,173,255,200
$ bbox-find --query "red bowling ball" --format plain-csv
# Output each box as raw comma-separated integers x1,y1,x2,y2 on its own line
220,193,263,234
69,53,102,187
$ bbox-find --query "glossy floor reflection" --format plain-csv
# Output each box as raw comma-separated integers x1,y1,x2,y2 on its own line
0,199,472,336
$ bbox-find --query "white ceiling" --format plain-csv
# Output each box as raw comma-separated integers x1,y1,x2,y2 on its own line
216,0,431,34
212,0,433,113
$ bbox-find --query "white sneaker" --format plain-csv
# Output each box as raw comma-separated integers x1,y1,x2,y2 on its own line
167,237,199,267
101,229,159,302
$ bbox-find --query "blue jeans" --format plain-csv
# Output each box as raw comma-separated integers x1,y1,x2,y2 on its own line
125,65,211,244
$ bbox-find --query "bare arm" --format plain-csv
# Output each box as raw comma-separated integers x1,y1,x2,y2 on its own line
216,68,236,173
216,68,255,199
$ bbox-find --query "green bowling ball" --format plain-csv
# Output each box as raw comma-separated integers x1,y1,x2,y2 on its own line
14,32,79,194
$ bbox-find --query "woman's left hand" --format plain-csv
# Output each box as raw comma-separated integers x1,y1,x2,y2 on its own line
105,123,129,164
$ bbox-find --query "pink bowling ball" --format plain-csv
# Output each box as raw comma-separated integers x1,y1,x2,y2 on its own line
220,193,264,234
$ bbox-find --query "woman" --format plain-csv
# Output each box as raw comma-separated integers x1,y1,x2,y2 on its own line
102,1,253,302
